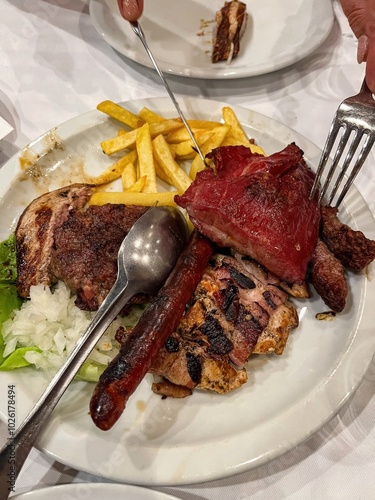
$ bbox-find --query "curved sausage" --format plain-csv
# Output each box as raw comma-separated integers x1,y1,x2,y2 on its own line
89,231,214,430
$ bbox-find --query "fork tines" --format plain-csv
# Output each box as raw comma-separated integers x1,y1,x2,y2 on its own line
310,79,375,207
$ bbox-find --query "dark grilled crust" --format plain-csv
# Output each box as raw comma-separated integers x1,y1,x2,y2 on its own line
321,205,375,271
51,203,148,310
309,239,348,313
15,184,94,298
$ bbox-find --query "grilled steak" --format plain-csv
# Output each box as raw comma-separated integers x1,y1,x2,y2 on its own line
15,184,148,309
51,203,148,310
321,205,375,271
16,184,94,298
309,239,348,313
149,252,298,395
175,144,321,284
212,0,248,63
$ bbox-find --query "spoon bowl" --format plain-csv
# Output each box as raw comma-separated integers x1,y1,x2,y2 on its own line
121,205,189,293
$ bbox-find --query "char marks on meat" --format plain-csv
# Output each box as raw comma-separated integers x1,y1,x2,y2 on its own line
149,253,298,395
212,1,247,63
16,184,94,298
309,240,348,313
15,184,148,309
175,144,321,284
51,203,147,310
321,205,375,271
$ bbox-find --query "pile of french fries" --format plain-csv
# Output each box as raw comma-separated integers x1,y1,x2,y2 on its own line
88,100,265,208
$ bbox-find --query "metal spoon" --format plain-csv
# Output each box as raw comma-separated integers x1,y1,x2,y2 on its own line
0,205,188,500
130,21,207,166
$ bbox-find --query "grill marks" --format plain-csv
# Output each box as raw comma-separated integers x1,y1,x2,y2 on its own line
15,184,148,310
16,184,94,298
150,253,298,395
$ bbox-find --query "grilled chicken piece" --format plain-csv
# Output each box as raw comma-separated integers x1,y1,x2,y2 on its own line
232,252,310,299
16,184,93,298
152,380,192,398
149,253,298,395
212,0,247,63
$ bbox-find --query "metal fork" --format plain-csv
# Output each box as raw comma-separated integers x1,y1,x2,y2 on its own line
310,78,375,207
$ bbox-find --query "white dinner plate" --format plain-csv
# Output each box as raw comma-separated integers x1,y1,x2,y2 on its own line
0,97,375,486
13,483,179,500
89,0,334,79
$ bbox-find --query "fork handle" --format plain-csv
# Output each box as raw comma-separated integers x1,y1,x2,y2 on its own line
0,276,139,500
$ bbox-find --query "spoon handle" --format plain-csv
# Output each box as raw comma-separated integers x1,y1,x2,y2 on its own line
0,275,139,500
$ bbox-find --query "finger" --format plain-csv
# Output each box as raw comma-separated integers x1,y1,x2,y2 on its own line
117,0,144,22
340,0,367,38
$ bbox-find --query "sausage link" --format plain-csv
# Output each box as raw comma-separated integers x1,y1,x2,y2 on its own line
89,231,214,430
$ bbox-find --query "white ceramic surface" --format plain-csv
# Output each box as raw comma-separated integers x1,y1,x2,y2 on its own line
89,0,334,79
12,483,180,500
0,97,374,486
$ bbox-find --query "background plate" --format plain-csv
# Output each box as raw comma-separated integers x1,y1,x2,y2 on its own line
0,97,374,486
89,0,334,79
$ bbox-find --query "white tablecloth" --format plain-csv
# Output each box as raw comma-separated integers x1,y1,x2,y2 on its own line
1,1,375,498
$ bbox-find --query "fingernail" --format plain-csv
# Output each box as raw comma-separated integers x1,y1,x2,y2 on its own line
357,35,369,63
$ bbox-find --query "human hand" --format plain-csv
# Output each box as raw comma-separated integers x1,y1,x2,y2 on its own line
340,0,375,92
117,0,144,22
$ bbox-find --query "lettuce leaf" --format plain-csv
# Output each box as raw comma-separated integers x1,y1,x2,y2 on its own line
0,346,41,370
0,283,23,365
0,233,17,283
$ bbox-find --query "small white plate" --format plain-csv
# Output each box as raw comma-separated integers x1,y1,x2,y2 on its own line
89,0,334,79
0,97,374,486
13,483,179,500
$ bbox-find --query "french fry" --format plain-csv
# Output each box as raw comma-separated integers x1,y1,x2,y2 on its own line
138,107,168,124
186,120,222,129
89,191,178,207
155,163,174,185
121,161,137,190
221,135,266,156
136,123,157,193
169,130,214,158
152,134,192,193
189,125,230,179
124,175,147,193
97,100,143,129
222,107,249,144
90,150,137,185
101,119,183,155
166,128,206,144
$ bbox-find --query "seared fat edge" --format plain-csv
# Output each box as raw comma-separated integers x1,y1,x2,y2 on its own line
151,253,299,396
15,184,94,298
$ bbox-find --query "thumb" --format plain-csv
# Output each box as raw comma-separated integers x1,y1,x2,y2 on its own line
117,0,144,22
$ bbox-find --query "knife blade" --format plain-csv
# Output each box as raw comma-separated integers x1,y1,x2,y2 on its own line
130,21,207,166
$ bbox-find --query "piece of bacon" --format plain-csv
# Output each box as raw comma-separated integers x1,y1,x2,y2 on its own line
89,231,214,430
